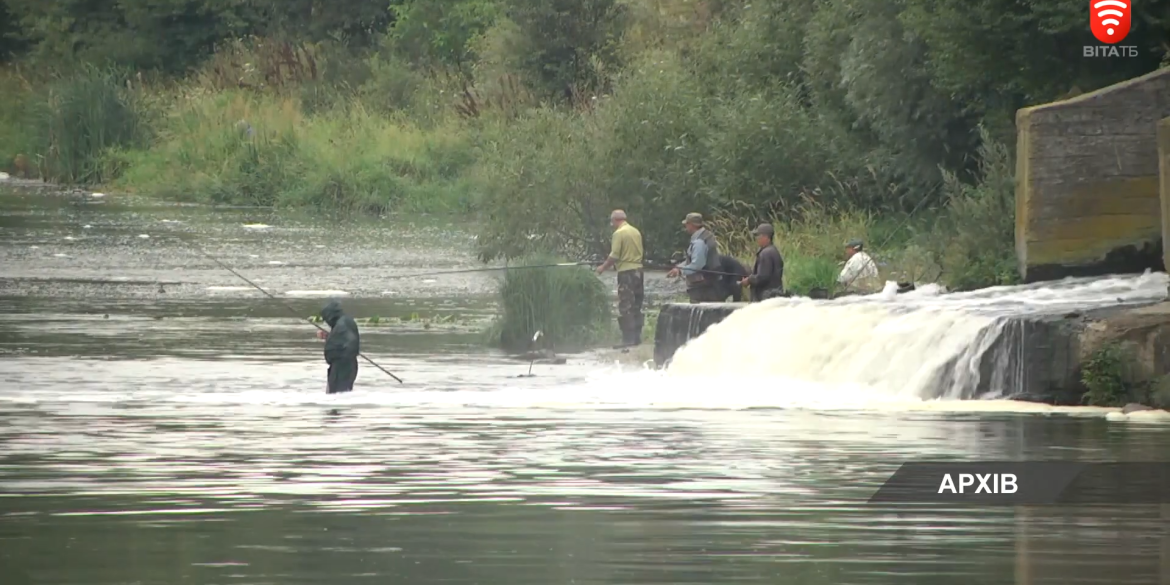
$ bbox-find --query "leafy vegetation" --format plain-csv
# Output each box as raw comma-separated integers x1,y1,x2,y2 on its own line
1081,342,1134,407
487,255,612,351
1,0,1168,292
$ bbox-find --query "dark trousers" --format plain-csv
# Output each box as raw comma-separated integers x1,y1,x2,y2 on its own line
327,358,359,394
719,278,743,302
617,269,645,344
750,286,784,302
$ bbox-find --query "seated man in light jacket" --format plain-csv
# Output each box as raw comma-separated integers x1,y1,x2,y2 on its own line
837,239,881,294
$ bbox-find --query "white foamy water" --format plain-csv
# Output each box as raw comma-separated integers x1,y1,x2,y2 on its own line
0,355,1146,421
666,272,1169,402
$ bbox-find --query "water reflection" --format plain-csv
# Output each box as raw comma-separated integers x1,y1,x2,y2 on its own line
2,395,1169,584
2,187,1169,584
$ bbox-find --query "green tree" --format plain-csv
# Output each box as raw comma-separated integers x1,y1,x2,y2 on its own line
3,0,400,73
502,0,628,99
0,0,30,62
4,0,252,72
250,0,397,46
387,0,502,78
899,0,1168,144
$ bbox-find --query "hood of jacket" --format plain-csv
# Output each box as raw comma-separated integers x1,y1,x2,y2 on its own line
320,300,345,327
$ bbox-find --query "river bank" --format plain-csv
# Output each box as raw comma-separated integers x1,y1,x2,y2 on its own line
0,182,688,356
1,59,1018,298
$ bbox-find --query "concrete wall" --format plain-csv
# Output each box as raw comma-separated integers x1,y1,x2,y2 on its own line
652,303,743,367
652,300,1170,406
1161,118,1170,276
1015,68,1170,283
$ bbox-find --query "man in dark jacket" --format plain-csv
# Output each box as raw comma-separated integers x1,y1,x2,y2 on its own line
740,223,784,302
717,254,750,302
317,300,360,394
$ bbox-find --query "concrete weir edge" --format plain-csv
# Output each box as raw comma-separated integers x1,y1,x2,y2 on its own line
651,301,1170,408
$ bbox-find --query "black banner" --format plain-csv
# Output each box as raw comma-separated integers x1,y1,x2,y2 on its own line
867,462,1170,505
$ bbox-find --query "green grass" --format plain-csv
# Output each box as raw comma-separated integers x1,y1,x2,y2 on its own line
0,69,43,175
487,254,613,352
1081,342,1133,407
709,127,1017,294
113,91,476,213
0,65,144,184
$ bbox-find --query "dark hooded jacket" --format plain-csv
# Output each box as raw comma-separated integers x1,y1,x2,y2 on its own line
321,300,360,394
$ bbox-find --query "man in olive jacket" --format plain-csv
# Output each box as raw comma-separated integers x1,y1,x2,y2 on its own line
318,300,360,394
740,223,784,302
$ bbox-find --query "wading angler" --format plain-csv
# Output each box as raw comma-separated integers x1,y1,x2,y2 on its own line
317,300,360,394
595,209,645,347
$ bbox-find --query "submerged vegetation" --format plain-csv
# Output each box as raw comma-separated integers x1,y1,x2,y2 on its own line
1,0,1168,295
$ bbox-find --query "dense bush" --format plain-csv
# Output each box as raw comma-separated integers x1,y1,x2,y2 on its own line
488,254,612,351
114,91,476,212
0,66,148,185
0,0,1166,291
1081,342,1134,407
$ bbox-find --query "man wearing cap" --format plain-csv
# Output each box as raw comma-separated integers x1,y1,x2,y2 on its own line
837,239,881,294
666,212,722,303
595,210,645,346
740,223,784,302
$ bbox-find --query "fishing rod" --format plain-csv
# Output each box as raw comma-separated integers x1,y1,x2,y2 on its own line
690,268,754,279
384,261,748,280
382,262,590,280
192,245,405,384
379,258,753,280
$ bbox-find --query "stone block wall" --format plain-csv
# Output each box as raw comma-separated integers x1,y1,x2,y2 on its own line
1160,118,1170,275
1015,68,1170,283
652,302,743,367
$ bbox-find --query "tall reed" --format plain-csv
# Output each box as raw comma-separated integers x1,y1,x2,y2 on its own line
491,254,612,351
39,65,143,184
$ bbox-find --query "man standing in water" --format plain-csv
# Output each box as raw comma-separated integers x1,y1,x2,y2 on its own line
740,223,784,301
667,213,722,303
316,300,360,394
837,239,881,295
596,210,645,347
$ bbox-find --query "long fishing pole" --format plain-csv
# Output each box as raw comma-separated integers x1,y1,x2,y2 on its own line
382,262,590,280
192,246,405,384
382,261,748,280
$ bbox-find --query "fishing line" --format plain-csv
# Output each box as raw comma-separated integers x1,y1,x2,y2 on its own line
192,245,405,384
381,262,591,280
389,262,745,280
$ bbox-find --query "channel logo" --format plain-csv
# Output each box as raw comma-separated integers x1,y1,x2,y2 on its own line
1091,0,1131,44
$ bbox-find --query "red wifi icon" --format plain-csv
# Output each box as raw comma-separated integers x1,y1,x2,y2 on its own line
1091,0,1131,44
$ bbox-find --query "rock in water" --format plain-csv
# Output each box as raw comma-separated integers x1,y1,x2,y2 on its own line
1121,403,1155,414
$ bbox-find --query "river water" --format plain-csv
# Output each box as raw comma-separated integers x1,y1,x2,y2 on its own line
2,186,1169,585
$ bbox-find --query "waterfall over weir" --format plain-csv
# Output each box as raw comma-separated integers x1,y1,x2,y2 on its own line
663,272,1170,401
